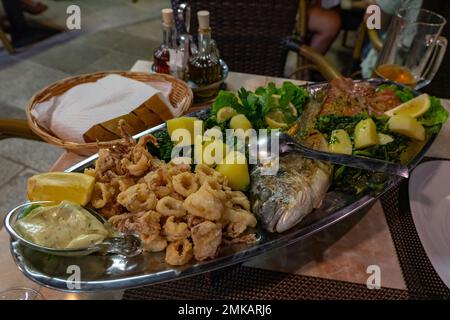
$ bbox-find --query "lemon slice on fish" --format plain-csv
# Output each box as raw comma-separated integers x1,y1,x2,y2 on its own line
384,93,430,118
217,107,237,123
27,172,95,206
265,110,288,129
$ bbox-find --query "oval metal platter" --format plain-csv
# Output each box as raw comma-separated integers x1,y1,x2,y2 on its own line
10,79,439,292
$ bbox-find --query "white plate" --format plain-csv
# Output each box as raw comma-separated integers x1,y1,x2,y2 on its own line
409,160,450,288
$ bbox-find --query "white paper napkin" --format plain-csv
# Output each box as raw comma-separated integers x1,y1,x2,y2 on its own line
32,74,174,143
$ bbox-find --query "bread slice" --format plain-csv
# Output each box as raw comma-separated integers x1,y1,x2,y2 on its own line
83,113,148,142
82,93,175,142
133,105,162,128
143,94,174,121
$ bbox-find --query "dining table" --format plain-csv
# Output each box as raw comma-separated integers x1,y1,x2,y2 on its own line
1,60,450,300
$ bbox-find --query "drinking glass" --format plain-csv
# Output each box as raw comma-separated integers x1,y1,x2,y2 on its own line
0,287,45,300
373,8,447,89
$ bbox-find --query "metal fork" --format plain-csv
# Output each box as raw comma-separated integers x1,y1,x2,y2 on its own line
258,131,409,178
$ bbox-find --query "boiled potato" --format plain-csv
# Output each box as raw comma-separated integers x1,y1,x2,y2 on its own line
229,114,253,131
388,114,425,141
204,126,223,138
329,129,352,155
215,151,250,191
354,118,378,149
193,135,205,164
167,117,203,145
202,141,229,166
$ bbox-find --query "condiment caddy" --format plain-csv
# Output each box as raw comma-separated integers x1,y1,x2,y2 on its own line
152,5,228,101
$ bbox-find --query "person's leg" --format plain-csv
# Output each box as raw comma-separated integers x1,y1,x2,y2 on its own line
21,0,48,15
308,3,342,54
1,0,57,47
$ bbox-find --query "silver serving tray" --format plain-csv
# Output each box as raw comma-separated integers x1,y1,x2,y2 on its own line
10,79,439,292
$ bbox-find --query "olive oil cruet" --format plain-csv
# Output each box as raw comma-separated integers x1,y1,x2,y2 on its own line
188,10,222,100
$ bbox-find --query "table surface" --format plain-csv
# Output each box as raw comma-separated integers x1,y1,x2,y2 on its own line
1,60,449,299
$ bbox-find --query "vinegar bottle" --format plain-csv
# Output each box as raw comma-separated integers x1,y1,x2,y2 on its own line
153,8,177,74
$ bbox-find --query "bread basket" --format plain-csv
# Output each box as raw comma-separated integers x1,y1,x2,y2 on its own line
26,71,193,156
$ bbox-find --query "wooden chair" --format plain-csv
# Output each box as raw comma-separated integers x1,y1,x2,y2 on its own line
0,118,42,141
349,23,383,77
170,0,342,81
0,23,14,53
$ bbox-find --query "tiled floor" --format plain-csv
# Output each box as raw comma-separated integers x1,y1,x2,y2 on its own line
0,0,170,215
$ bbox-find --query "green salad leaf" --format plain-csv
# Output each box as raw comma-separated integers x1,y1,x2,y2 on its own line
207,82,309,130
280,81,309,113
418,96,449,132
21,205,40,218
377,84,448,133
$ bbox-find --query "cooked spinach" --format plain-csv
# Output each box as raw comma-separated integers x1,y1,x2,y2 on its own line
147,130,174,162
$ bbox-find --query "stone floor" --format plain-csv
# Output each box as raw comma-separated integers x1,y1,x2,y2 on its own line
0,0,353,216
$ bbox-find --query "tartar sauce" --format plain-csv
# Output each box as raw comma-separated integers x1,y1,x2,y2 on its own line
15,200,109,249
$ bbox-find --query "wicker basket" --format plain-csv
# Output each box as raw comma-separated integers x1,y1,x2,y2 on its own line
26,71,193,156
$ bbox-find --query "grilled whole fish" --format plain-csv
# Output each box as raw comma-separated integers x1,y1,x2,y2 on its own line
250,90,333,233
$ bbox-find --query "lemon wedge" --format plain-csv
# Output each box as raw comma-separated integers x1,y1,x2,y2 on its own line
265,110,288,129
217,107,237,123
387,114,425,141
272,94,297,117
27,172,95,206
384,93,430,118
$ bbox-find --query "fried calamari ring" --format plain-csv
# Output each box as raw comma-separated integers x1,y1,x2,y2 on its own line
172,172,199,197
167,162,191,177
191,221,222,261
121,134,155,177
183,183,225,221
112,176,136,192
142,234,167,252
201,179,227,202
117,183,157,212
195,163,224,185
222,208,257,228
226,190,251,211
156,196,186,217
121,154,149,177
163,216,190,241
109,210,161,237
165,239,193,266
91,182,115,209
84,168,96,178
144,168,173,199
225,222,247,238
99,202,124,218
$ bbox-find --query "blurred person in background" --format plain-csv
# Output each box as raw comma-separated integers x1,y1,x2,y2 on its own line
1,0,51,47
308,0,342,54
307,0,374,54
21,0,47,15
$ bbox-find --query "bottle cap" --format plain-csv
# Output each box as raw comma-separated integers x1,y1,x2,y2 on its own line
197,10,210,29
162,8,174,27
